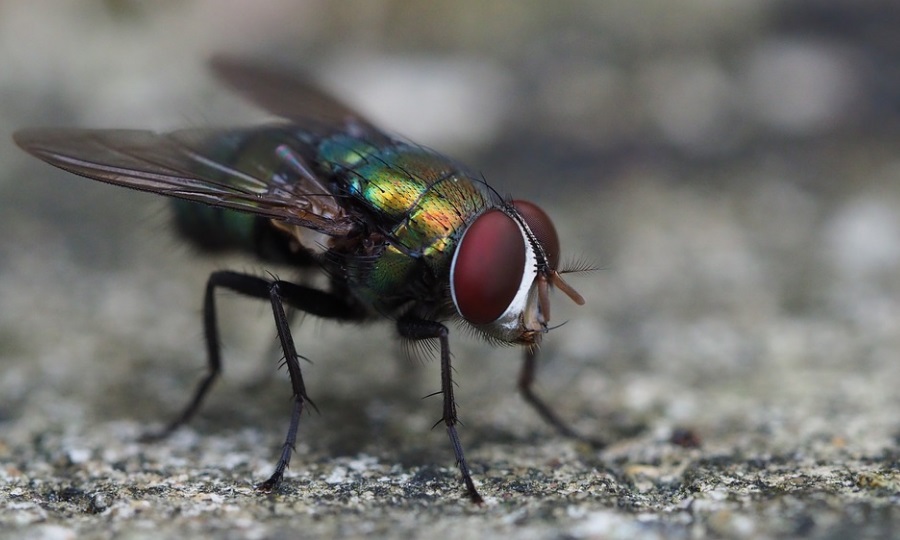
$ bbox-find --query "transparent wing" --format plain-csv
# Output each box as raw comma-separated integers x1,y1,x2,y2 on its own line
13,127,360,236
210,56,383,138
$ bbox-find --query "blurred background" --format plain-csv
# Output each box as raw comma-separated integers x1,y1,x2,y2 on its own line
1,0,899,537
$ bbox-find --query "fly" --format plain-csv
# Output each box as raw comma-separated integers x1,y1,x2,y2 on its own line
13,57,593,503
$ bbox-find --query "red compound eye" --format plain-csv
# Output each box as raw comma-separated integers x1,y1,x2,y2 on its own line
512,200,560,269
451,209,526,325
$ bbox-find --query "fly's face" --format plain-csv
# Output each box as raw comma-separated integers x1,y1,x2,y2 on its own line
450,200,585,345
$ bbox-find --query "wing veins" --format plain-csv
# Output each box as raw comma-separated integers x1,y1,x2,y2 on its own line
93,132,269,196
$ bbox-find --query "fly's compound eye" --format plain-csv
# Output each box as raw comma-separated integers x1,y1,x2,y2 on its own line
512,199,560,269
451,209,526,325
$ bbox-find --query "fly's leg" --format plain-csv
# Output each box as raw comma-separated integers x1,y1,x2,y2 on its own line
255,278,306,490
256,278,362,489
243,309,299,393
144,270,361,491
397,317,483,504
141,271,240,440
519,347,605,448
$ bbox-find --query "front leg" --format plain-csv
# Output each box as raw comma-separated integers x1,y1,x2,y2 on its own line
519,346,605,448
397,317,484,504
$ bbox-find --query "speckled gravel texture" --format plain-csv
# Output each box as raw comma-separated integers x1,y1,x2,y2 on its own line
1,2,899,539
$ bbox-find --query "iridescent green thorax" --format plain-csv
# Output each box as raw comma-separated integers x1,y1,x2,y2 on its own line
318,134,495,307
319,135,493,259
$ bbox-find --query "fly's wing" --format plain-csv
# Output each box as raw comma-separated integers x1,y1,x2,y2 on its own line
210,56,386,141
13,127,359,236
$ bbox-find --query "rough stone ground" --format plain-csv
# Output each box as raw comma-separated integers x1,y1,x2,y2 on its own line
1,2,898,539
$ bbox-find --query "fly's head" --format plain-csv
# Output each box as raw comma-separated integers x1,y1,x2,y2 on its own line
450,200,585,346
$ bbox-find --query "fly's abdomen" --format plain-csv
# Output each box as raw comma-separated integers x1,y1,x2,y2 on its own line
171,200,257,251
171,127,324,262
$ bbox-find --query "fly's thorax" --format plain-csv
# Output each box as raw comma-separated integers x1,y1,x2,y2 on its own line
319,139,497,307
346,175,493,312
450,200,585,345
346,147,456,220
317,134,381,173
